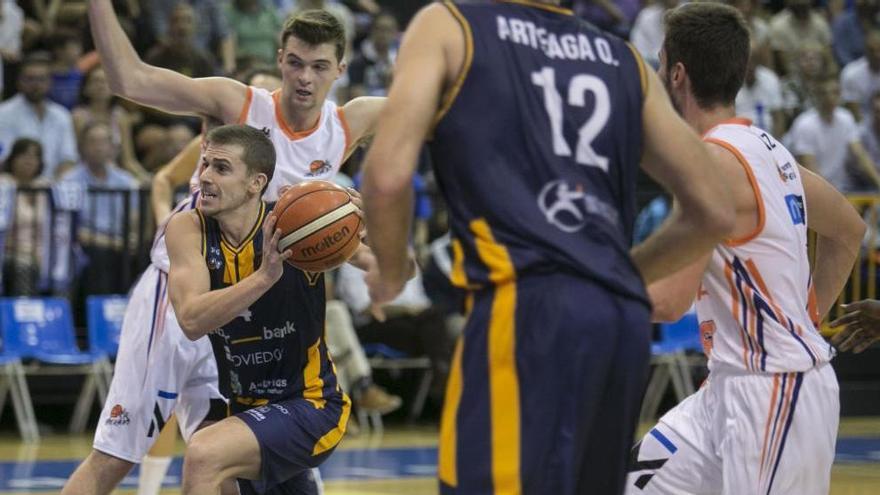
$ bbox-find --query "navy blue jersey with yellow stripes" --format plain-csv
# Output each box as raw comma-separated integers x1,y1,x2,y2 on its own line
197,202,342,415
431,0,648,304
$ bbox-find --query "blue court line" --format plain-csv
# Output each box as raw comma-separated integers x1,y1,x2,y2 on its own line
0,439,878,491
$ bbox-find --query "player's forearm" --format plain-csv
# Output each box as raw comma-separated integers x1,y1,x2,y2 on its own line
362,173,414,287
151,172,175,223
176,271,275,340
813,228,864,319
88,0,150,98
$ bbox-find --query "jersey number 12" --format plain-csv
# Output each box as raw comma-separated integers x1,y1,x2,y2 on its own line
531,67,610,173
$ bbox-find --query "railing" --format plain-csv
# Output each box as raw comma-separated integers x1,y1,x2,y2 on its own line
1,185,154,299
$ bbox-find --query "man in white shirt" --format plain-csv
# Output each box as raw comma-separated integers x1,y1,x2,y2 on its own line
789,77,880,191
860,91,880,164
0,54,78,178
736,41,786,138
841,29,880,122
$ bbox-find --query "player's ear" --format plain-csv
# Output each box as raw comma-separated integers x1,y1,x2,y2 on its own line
251,172,268,195
336,61,347,80
671,62,686,88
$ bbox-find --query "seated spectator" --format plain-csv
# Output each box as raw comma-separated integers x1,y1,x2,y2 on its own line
860,91,880,165
631,0,680,68
73,66,146,181
0,53,78,178
348,12,398,99
145,3,217,79
832,0,880,67
225,0,283,67
147,0,234,74
0,0,24,98
337,263,457,402
736,40,786,138
0,138,50,295
788,77,880,191
782,40,829,120
841,29,880,122
46,28,84,110
769,0,833,77
61,121,139,297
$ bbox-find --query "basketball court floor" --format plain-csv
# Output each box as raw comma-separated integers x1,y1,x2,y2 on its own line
1,419,879,494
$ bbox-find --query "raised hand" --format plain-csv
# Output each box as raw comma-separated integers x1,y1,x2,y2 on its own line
829,299,880,353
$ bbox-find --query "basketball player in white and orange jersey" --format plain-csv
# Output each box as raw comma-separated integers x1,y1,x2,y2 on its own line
626,4,865,495
63,5,387,495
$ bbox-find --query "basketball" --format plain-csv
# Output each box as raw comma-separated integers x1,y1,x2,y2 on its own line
273,180,362,272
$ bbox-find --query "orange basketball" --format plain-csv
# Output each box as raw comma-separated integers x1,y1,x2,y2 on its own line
274,180,361,272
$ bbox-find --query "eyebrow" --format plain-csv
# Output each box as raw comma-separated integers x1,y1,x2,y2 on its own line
285,53,333,65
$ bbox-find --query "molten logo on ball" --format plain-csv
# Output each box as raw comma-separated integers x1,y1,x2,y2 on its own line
301,225,351,258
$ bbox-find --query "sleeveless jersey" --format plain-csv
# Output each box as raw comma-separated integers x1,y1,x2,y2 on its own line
197,202,342,413
152,86,350,271
188,87,350,202
696,119,834,373
430,0,648,303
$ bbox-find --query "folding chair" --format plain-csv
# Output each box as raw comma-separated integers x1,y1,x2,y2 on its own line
639,312,707,423
0,297,111,433
86,295,128,387
0,331,39,442
361,343,433,434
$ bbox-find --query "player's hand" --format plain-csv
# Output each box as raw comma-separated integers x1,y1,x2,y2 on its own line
829,299,880,353
258,214,292,284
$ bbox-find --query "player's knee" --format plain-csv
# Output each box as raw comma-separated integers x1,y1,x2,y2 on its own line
183,430,225,480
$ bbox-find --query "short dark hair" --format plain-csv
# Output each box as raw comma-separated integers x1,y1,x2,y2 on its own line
663,3,750,108
280,9,346,62
19,52,52,73
206,125,276,193
2,138,44,177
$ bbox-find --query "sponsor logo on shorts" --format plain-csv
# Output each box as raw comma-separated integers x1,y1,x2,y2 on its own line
105,404,131,426
306,159,333,177
231,348,284,367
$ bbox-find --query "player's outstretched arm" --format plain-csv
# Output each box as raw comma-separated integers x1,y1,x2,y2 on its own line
151,136,202,223
632,68,736,284
800,165,865,319
166,212,288,340
361,4,452,303
341,96,386,158
88,0,246,123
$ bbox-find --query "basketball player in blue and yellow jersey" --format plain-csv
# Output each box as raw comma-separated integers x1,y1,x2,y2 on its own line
165,124,350,495
360,1,736,493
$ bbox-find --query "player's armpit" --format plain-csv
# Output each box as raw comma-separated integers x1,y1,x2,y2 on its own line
342,96,386,153
800,165,865,318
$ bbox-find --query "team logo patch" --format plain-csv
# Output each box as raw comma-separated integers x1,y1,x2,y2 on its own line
306,160,333,177
105,404,131,426
785,194,805,225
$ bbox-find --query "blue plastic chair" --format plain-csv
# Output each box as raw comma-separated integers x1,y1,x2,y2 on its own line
86,295,128,359
0,297,110,433
0,323,38,442
640,311,707,422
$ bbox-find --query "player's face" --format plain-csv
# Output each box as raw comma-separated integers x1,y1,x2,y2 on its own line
277,37,344,112
198,143,262,216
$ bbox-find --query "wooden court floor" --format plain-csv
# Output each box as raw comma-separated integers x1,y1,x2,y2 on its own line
0,419,878,494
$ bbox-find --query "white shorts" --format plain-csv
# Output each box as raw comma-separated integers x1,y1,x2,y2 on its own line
93,264,224,463
627,363,839,495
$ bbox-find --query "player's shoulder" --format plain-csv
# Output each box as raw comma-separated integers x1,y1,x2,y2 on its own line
166,209,202,235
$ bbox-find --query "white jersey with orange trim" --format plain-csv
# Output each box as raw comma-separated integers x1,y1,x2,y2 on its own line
696,119,834,374
152,86,351,272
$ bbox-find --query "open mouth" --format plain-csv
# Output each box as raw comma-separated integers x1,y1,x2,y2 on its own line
295,89,312,97
202,190,218,199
